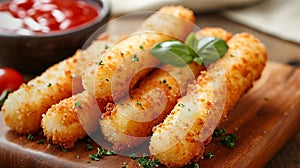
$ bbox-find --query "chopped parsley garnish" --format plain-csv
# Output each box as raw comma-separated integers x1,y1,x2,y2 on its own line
220,134,237,149
37,139,44,144
178,103,185,107
0,90,11,107
47,83,52,87
89,147,115,161
136,100,144,109
213,128,237,149
207,152,214,159
86,137,93,150
163,79,167,84
136,154,160,168
61,148,68,152
86,143,93,150
105,45,109,50
194,163,200,168
230,54,235,57
213,128,226,137
139,45,144,50
98,60,104,65
129,95,133,99
132,55,139,62
74,100,82,109
27,134,34,141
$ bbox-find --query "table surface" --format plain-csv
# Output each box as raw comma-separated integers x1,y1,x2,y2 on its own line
109,11,300,168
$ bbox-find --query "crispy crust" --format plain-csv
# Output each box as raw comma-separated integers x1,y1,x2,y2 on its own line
150,33,267,167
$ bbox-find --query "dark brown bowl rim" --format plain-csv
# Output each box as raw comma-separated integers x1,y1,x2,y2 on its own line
0,0,110,38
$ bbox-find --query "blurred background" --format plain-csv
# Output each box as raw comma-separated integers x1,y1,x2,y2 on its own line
110,0,300,64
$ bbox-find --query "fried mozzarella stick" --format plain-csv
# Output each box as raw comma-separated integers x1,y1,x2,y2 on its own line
41,91,100,149
100,28,232,151
82,6,195,103
1,36,116,134
150,33,267,167
100,63,204,151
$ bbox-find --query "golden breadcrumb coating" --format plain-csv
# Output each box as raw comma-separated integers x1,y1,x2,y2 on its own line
100,62,204,151
82,6,196,104
1,55,77,134
150,33,267,167
100,27,232,151
41,91,100,149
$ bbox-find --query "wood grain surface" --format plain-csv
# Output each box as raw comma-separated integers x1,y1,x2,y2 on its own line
0,62,299,168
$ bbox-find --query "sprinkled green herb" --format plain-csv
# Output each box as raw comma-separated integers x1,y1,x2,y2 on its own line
213,128,237,149
37,139,44,144
169,86,172,90
105,45,109,50
86,143,93,150
178,103,185,107
61,148,68,152
74,100,82,109
0,90,11,106
89,147,115,161
137,155,160,168
98,60,104,65
132,55,139,62
47,83,52,87
213,128,226,137
207,152,214,159
220,134,237,149
139,45,144,50
104,150,115,156
129,153,137,159
137,100,144,109
163,79,167,83
27,134,34,141
230,54,235,57
194,163,200,168
129,95,133,99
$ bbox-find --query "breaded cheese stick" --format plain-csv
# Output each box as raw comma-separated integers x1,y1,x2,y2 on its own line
100,28,232,151
1,37,116,134
41,91,99,149
149,33,267,167
100,63,204,151
82,6,195,103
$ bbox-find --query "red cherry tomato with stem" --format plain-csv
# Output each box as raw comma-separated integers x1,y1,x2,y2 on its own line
0,67,24,94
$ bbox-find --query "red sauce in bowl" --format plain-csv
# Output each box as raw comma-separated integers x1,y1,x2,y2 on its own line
0,0,99,35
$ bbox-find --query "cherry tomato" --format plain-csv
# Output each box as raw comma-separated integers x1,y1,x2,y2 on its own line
0,67,24,94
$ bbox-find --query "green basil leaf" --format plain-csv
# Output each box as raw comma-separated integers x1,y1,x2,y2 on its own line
196,37,228,65
185,33,199,50
150,40,198,67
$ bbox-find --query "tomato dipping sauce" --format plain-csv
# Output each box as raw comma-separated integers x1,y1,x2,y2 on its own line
0,0,99,35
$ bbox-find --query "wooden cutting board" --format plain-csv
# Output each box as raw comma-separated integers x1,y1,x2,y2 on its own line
0,62,299,168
